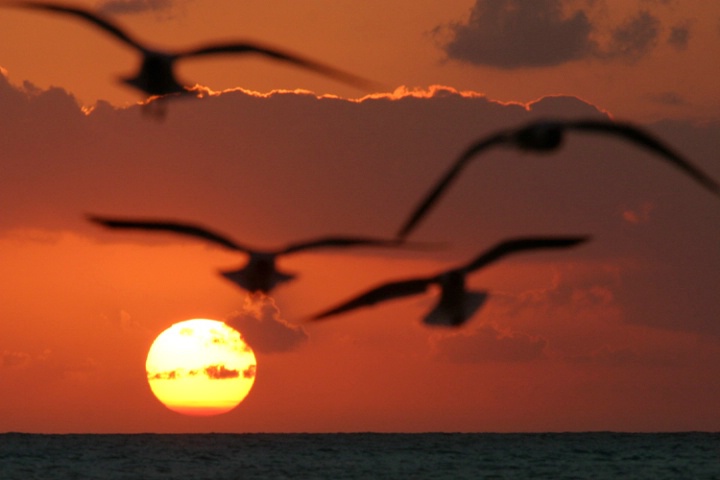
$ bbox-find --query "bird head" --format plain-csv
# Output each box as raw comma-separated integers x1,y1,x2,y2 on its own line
514,121,564,151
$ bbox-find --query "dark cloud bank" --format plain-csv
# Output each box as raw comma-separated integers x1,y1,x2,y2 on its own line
434,324,548,363
437,0,692,68
1,72,718,346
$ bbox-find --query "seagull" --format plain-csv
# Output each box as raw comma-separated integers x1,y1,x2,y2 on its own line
4,1,378,99
397,118,720,239
310,236,589,327
88,215,413,294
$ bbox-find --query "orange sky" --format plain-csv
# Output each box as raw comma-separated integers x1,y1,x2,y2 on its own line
2,0,720,120
1,0,720,433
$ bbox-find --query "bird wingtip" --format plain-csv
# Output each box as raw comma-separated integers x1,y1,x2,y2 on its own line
304,312,330,323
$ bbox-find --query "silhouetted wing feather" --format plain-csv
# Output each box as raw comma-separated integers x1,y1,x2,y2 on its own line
396,133,507,239
461,236,590,273
311,278,433,321
179,42,379,89
87,216,251,252
280,236,403,255
568,120,720,196
10,1,145,51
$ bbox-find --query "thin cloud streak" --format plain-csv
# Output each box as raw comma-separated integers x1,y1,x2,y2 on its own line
432,324,548,363
2,350,31,368
148,364,251,380
97,0,179,16
204,364,241,379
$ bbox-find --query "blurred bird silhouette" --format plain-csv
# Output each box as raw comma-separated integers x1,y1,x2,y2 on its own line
397,119,720,239
310,236,589,327
5,1,378,101
88,215,413,294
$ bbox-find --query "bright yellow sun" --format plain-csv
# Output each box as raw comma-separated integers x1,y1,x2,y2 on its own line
146,319,257,416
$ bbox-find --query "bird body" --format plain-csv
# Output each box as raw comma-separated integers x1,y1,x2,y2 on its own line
422,270,489,327
121,52,186,97
510,121,565,151
220,252,294,294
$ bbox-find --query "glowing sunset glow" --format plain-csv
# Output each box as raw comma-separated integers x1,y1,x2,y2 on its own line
145,319,257,416
1,1,720,435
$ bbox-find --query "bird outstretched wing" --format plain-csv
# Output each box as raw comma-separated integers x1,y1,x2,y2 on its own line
396,132,508,239
7,1,145,51
461,236,590,273
181,42,381,90
310,278,433,321
87,215,252,252
568,119,720,197
280,236,407,255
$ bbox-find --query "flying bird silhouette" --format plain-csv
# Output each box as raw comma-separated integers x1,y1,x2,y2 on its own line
397,119,720,239
5,1,378,99
88,215,412,294
310,236,589,327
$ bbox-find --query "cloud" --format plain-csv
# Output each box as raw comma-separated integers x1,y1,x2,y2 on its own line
1,347,107,383
61,357,100,381
0,71,83,130
667,24,691,50
436,1,676,68
525,94,609,117
603,10,660,61
97,0,183,16
226,295,309,354
102,309,144,333
432,324,548,363
1,74,718,340
242,364,257,379
148,369,179,380
179,327,194,336
148,364,255,380
437,0,595,69
203,364,240,379
566,344,642,366
563,342,693,368
492,268,622,321
2,350,31,368
646,91,687,106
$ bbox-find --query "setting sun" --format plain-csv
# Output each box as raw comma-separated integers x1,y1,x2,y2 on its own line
146,319,257,416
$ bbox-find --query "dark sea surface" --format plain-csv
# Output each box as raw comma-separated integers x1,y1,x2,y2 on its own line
1,432,718,479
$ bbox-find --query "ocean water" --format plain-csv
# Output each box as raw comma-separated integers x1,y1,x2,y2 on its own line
1,432,718,479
